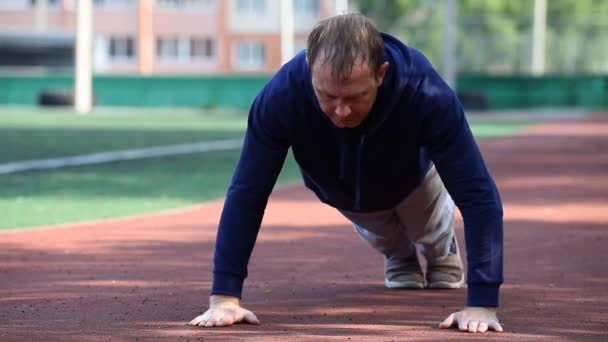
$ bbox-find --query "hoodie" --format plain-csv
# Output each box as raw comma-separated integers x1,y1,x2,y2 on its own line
211,33,503,307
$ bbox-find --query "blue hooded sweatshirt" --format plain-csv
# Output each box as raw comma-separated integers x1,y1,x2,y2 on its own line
211,33,503,307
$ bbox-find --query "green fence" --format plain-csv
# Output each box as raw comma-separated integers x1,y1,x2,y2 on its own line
0,73,607,110
0,74,271,109
457,74,608,110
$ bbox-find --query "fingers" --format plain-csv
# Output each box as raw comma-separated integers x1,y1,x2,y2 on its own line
458,319,468,332
449,317,501,333
438,313,455,329
441,307,503,333
489,321,504,332
188,311,211,326
187,310,225,327
243,310,261,325
189,307,259,328
188,314,205,326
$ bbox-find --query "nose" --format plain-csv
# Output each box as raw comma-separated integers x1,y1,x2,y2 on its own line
334,102,352,119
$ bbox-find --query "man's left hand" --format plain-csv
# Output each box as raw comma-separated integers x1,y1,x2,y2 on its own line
439,306,503,333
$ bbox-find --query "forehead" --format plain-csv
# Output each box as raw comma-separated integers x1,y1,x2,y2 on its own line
311,62,375,94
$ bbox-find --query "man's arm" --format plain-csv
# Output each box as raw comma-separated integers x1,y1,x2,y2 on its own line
420,83,504,308
190,89,290,327
412,50,504,332
211,111,289,298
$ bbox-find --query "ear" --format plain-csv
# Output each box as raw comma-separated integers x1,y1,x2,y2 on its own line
376,62,389,86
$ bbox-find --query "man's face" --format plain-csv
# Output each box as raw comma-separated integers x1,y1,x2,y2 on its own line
311,61,388,128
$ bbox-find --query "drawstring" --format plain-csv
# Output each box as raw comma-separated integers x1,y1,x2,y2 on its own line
354,134,366,210
339,144,347,181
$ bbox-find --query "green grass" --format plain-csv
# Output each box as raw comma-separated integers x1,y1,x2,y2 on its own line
0,107,248,163
0,150,301,229
0,107,532,230
468,120,530,138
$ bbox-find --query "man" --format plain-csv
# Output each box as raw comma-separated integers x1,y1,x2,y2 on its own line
189,13,504,334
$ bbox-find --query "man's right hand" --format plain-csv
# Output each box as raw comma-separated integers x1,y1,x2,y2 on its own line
188,295,260,327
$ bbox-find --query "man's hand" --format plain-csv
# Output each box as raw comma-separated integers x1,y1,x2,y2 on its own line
188,295,260,327
439,306,503,333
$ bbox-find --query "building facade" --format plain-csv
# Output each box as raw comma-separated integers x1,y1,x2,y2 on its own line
0,0,339,74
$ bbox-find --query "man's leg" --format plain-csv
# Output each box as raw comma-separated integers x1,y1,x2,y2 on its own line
339,208,425,289
394,165,465,288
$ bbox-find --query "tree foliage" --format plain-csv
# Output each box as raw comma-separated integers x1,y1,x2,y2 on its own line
353,0,608,74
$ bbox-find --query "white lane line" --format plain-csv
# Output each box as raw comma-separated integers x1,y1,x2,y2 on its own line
0,139,243,175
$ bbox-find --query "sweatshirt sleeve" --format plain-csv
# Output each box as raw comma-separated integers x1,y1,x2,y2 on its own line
413,53,504,307
211,88,290,298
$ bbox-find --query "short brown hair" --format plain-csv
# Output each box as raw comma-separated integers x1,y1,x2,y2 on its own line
306,13,384,80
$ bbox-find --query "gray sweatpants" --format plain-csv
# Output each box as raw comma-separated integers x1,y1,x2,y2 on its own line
339,165,456,261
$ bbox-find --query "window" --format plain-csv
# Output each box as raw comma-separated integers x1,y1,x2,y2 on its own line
191,38,214,59
156,37,180,59
235,41,266,68
157,37,215,61
29,0,59,7
156,0,215,9
236,0,265,16
109,37,135,59
0,0,27,9
294,0,319,16
93,0,136,7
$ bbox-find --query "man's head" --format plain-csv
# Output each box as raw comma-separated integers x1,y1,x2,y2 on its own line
307,13,389,128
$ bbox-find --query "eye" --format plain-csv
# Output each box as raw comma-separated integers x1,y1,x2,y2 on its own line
346,92,367,102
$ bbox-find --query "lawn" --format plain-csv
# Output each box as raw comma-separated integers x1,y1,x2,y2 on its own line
0,106,248,163
0,106,532,230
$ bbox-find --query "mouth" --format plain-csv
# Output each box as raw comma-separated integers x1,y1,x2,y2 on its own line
326,112,360,128
336,117,358,128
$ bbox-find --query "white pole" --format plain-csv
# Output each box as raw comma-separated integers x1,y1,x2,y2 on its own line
75,0,93,114
335,0,348,14
532,0,546,75
280,0,294,65
442,0,457,88
34,0,48,31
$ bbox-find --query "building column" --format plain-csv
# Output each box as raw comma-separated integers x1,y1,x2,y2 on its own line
217,0,230,73
138,0,155,75
60,0,74,30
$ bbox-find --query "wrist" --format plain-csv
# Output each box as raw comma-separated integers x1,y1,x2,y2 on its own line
465,306,498,312
210,294,241,306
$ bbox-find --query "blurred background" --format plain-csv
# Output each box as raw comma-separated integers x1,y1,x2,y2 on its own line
1,0,606,229
1,0,606,110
